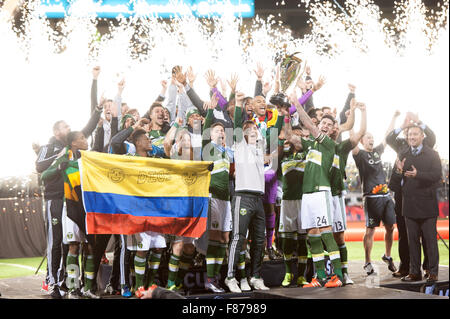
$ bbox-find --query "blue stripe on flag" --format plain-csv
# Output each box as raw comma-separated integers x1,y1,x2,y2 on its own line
83,191,208,218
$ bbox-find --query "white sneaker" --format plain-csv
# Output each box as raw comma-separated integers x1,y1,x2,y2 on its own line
249,277,269,290
240,278,251,292
83,290,100,299
225,277,242,293
343,273,354,285
364,262,375,276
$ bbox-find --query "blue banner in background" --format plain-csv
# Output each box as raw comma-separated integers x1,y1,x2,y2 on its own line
39,0,255,18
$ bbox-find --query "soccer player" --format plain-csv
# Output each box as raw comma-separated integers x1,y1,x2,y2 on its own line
329,99,367,284
201,101,233,293
41,131,101,299
225,92,269,293
289,81,344,288
277,122,309,287
126,129,167,295
352,111,399,276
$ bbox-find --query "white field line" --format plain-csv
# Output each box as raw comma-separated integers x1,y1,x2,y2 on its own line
0,262,46,274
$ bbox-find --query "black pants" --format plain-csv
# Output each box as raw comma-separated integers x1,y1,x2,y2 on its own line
45,199,66,286
227,192,265,279
405,217,439,276
93,234,131,291
394,192,409,274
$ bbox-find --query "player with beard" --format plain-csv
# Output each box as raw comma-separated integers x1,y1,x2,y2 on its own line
352,111,399,276
148,102,170,149
288,81,344,288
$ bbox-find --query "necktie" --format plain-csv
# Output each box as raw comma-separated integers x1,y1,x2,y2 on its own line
412,148,418,156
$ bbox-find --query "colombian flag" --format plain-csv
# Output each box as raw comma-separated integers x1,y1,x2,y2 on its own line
79,151,211,238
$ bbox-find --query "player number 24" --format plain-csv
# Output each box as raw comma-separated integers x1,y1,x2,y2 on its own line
316,216,327,227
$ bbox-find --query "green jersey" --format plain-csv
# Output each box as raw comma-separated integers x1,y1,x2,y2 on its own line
301,133,336,194
149,129,165,148
202,109,230,201
281,149,306,200
330,139,354,196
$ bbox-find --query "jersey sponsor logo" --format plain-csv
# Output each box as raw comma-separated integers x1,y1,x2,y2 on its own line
108,168,125,183
240,208,247,216
211,159,230,175
67,232,73,240
182,172,198,186
306,149,322,166
138,242,143,249
281,160,306,175
52,218,59,226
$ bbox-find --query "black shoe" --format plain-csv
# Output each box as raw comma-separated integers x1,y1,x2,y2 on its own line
48,285,62,299
382,255,397,272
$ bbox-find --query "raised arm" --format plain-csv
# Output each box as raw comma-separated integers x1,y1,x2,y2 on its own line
382,110,401,148
81,95,104,138
166,80,178,124
289,76,326,139
164,118,183,157
349,102,367,148
339,84,356,125
91,66,100,113
339,96,357,133
234,92,246,143
254,62,265,97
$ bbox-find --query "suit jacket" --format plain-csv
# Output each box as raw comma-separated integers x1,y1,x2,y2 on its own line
400,145,442,219
387,127,436,193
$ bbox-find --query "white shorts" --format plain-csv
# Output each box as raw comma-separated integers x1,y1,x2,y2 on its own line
127,231,167,251
279,199,306,234
208,197,232,232
301,191,333,230
62,204,86,244
332,195,347,233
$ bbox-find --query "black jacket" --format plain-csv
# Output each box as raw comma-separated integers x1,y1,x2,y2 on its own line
400,145,442,219
35,108,102,199
93,117,119,153
387,126,436,193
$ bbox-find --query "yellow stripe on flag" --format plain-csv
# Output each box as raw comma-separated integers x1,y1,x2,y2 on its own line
80,151,211,198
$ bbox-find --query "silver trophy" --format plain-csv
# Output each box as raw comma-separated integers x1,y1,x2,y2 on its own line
278,52,303,93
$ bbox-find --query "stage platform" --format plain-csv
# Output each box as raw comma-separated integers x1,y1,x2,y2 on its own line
0,260,448,299
251,285,448,299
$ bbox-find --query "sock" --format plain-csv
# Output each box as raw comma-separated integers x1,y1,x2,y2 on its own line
215,242,227,277
265,213,276,249
206,240,219,279
297,234,309,278
147,251,162,286
167,253,180,288
280,232,295,274
321,231,343,280
84,255,95,291
339,244,348,275
134,255,147,289
308,234,327,280
66,253,80,291
238,251,246,279
176,252,194,286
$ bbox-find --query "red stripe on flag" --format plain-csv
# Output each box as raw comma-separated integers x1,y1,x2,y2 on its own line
86,212,207,238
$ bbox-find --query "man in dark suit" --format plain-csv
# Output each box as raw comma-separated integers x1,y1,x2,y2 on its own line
396,125,442,282
386,113,436,278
